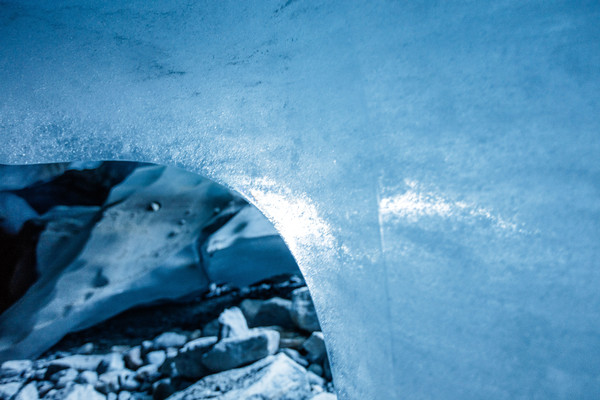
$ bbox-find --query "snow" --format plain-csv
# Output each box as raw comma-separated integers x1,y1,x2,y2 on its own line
1,1,600,399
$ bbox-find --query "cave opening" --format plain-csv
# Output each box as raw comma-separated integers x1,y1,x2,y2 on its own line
0,161,335,400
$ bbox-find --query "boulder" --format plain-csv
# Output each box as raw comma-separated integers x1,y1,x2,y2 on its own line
218,307,249,338
172,337,218,379
201,330,280,373
239,299,263,326
152,333,187,350
290,288,320,332
0,359,32,379
0,382,22,399
14,382,39,400
302,332,327,363
166,353,312,400
45,383,105,400
145,351,166,366
252,297,295,329
124,347,144,371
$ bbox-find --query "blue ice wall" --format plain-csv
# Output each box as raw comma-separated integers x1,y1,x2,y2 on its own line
1,1,599,399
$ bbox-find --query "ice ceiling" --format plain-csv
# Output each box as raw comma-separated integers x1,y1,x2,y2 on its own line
1,1,599,399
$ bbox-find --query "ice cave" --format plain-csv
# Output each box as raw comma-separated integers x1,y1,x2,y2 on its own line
1,1,600,399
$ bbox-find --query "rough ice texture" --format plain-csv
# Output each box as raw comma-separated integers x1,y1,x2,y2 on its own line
1,1,599,399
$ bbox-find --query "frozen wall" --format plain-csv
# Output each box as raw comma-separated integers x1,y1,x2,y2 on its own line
1,1,599,399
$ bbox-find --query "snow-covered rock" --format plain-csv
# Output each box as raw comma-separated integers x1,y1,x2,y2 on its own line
151,333,187,351
0,381,22,399
167,353,313,400
218,307,249,339
14,382,39,400
0,359,32,379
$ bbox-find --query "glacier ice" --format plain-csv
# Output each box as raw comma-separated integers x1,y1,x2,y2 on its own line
1,1,600,399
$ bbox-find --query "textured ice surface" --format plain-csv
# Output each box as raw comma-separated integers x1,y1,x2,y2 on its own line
1,1,599,399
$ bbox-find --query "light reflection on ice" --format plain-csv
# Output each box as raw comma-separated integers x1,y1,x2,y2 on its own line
379,179,521,233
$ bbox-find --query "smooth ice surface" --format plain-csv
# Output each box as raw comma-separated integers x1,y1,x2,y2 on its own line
1,1,599,399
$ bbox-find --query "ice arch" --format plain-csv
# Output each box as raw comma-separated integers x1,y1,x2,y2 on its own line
1,1,599,399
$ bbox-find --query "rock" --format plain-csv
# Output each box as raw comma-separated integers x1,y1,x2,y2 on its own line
279,335,307,350
307,370,325,387
308,363,323,377
77,343,95,355
135,364,161,383
14,382,39,400
166,353,312,400
202,319,220,337
76,370,98,385
239,299,263,326
0,359,32,378
120,373,141,392
302,332,326,363
37,381,54,397
51,368,79,388
45,384,105,400
152,333,187,350
152,379,174,400
0,192,38,235
201,330,279,373
145,351,166,366
172,336,218,379
124,347,144,371
107,394,117,400
217,307,249,338
280,348,308,367
290,287,320,332
0,382,23,399
48,354,120,373
311,393,337,400
118,391,132,400
252,298,295,329
95,369,135,394
96,354,125,374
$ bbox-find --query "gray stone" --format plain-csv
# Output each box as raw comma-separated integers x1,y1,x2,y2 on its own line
118,391,132,400
135,364,161,383
239,299,263,326
107,394,117,400
253,298,295,329
95,370,133,394
48,354,117,373
281,348,308,367
308,363,323,377
124,347,144,371
218,307,249,338
290,287,320,332
201,330,279,373
77,343,95,355
76,370,98,385
172,336,218,379
166,354,312,400
302,332,326,363
96,354,125,374
145,351,166,366
37,381,54,397
14,382,39,400
202,319,220,337
152,379,174,400
152,333,187,350
0,382,23,399
0,359,33,378
51,368,79,388
46,384,105,400
307,370,325,387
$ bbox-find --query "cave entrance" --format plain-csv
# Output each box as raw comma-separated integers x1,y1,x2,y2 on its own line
0,161,334,399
